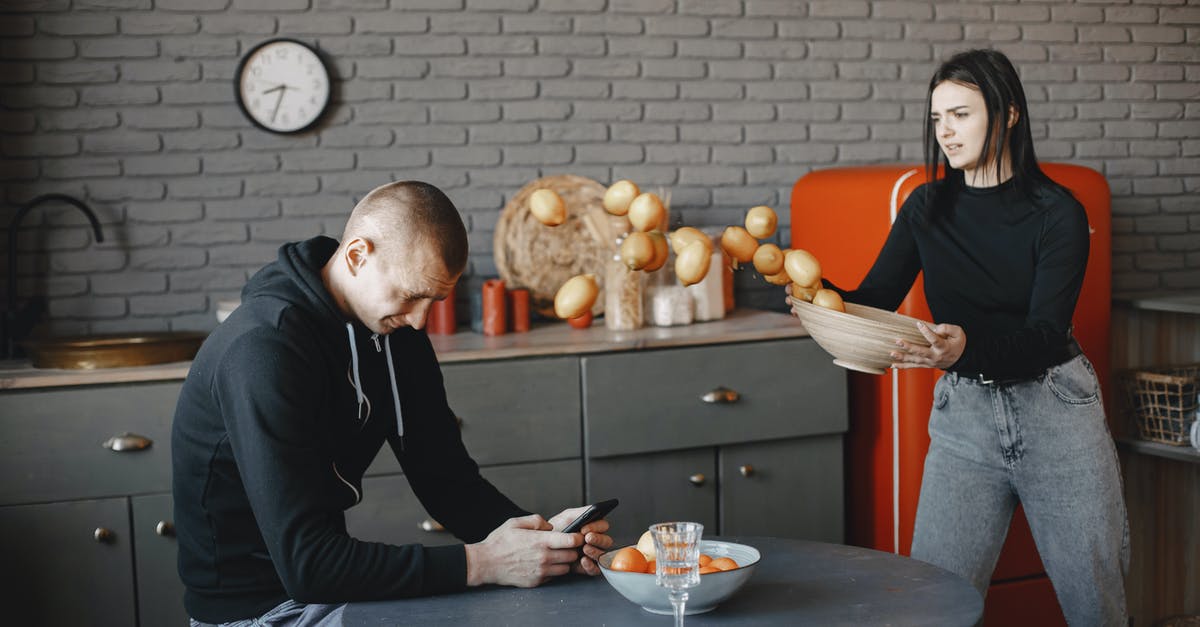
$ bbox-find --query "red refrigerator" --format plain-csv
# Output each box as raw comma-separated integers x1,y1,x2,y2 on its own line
791,164,1111,626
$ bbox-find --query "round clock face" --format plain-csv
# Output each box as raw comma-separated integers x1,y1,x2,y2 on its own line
236,39,331,134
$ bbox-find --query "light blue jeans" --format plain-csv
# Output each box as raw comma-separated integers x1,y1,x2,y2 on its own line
910,354,1129,627
190,599,345,627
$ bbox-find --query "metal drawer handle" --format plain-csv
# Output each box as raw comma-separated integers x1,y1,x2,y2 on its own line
419,519,446,533
94,527,115,544
739,464,755,478
701,387,740,404
102,433,152,452
688,473,706,486
155,521,175,537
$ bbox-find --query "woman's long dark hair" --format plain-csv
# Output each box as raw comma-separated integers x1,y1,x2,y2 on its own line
923,49,1074,221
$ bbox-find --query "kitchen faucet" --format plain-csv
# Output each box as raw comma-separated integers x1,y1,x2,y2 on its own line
3,193,105,358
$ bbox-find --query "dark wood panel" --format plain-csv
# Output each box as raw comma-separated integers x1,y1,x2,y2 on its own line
0,498,136,627
1111,304,1200,624
1122,450,1200,626
583,338,847,457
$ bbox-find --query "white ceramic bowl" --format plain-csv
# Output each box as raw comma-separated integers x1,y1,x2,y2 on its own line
790,297,931,375
598,540,760,615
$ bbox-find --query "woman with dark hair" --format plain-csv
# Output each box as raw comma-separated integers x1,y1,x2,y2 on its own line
805,49,1128,624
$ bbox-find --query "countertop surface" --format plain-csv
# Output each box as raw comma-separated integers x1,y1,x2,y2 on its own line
0,308,809,390
1113,291,1200,315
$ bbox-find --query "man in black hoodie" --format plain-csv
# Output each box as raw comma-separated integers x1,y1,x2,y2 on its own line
173,181,612,625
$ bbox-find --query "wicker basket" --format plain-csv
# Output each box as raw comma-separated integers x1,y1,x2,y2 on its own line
1121,364,1200,446
493,174,615,317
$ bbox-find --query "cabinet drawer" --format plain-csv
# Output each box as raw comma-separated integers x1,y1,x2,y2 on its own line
366,357,581,476
347,459,582,547
0,382,181,505
583,339,846,457
445,358,581,465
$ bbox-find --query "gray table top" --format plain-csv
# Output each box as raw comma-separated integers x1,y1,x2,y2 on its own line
342,537,983,626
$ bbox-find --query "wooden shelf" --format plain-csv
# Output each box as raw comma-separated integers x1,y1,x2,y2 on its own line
1117,437,1200,464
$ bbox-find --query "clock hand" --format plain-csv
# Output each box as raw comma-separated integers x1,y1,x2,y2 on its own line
270,84,289,123
261,84,286,95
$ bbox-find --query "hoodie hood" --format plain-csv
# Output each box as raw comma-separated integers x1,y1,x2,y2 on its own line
242,235,345,328
240,236,407,441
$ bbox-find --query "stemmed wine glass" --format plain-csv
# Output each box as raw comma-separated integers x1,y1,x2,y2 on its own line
649,521,703,627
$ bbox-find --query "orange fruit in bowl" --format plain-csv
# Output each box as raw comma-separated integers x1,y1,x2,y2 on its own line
699,566,721,575
609,546,649,573
698,553,713,567
708,557,739,571
644,559,656,574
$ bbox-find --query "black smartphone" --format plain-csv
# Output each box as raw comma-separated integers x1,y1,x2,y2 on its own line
561,498,619,534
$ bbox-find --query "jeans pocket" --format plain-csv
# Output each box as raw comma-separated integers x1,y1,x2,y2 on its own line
1045,356,1100,406
932,373,954,410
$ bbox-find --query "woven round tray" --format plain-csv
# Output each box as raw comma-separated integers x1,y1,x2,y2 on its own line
494,174,616,317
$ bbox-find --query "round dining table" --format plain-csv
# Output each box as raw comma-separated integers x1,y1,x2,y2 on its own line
342,536,983,626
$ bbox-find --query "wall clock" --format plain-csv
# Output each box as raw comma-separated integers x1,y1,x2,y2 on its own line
235,38,331,134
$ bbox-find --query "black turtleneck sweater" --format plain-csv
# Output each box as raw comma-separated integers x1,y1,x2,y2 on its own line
828,178,1090,380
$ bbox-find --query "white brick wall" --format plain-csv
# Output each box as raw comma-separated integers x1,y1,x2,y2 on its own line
0,0,1197,333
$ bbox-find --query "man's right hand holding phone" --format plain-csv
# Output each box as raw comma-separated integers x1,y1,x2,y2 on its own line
549,504,615,576
463,506,615,587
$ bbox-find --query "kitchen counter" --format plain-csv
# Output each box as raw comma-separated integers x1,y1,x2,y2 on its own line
0,308,809,390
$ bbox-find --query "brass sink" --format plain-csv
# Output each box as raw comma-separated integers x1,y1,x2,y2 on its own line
22,332,207,369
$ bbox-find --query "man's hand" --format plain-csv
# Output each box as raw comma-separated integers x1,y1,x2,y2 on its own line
890,322,966,370
549,506,615,576
463,514,583,588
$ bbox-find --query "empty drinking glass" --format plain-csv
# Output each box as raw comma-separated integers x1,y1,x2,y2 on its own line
649,521,703,627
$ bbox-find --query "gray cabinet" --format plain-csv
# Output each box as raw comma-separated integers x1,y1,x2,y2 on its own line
719,435,844,542
0,498,137,627
347,459,583,546
0,381,183,627
588,448,718,541
583,339,847,544
0,313,846,625
132,494,189,627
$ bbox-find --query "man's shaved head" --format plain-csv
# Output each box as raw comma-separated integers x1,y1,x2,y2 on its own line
342,181,468,275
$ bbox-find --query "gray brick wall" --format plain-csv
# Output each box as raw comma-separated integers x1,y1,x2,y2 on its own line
1,0,1198,334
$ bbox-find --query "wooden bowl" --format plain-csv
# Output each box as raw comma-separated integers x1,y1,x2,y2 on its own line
789,298,930,375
